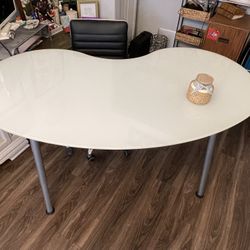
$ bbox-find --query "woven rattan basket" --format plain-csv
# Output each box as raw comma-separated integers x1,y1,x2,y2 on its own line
179,7,210,22
187,73,214,105
175,32,202,46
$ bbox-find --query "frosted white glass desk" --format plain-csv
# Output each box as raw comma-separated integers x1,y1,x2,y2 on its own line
0,48,249,214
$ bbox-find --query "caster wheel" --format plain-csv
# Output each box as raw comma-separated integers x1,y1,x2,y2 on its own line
87,154,95,161
123,150,129,157
66,147,73,156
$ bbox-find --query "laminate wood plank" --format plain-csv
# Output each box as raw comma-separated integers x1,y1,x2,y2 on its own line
190,121,248,250
0,118,249,249
226,159,250,250
34,233,80,250
0,144,62,216
143,143,205,250
22,150,122,249
81,149,170,249
18,149,100,249
0,145,68,249
36,32,71,50
226,120,250,250
61,151,147,247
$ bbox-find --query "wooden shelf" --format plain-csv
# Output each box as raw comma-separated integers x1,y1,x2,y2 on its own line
174,1,211,48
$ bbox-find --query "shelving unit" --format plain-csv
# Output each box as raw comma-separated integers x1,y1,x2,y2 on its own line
174,0,212,47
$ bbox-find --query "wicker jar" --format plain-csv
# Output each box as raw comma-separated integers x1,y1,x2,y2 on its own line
187,73,214,105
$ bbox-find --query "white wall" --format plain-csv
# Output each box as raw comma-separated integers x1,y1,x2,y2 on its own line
99,0,116,19
136,0,182,34
115,0,138,40
98,0,138,40
98,0,183,45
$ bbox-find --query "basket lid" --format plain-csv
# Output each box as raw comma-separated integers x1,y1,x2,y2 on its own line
196,73,214,85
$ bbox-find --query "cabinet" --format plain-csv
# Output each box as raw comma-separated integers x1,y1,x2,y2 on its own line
202,14,250,61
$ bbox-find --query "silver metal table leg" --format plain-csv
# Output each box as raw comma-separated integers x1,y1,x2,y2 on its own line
30,140,54,214
196,134,217,198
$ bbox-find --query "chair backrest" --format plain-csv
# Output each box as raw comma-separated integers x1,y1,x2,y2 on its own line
70,19,128,59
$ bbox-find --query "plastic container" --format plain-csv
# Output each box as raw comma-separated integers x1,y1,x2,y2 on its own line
66,9,78,20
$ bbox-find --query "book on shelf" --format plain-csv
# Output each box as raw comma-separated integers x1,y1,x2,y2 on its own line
216,7,245,19
220,0,250,7
220,2,246,15
216,3,245,20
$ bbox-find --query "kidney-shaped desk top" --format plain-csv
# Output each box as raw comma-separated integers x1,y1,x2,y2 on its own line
1,48,250,214
0,48,250,150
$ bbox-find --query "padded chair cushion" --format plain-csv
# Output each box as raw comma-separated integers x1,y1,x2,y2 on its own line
70,20,128,59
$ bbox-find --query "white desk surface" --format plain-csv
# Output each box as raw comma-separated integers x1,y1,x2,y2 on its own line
0,48,249,149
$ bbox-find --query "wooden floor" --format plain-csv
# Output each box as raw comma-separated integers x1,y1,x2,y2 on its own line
35,32,71,50
0,116,249,249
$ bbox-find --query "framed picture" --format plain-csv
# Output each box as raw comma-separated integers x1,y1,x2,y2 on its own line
77,0,99,18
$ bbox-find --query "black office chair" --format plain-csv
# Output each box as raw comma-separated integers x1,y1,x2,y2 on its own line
70,19,128,160
70,19,128,59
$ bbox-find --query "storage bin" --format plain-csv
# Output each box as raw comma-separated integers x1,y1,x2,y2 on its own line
175,26,204,47
179,7,210,22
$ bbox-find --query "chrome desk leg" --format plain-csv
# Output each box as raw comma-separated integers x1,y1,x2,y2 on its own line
196,134,217,198
30,140,54,214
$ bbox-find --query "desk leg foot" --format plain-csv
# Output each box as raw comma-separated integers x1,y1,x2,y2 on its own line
195,191,204,199
197,134,217,198
46,207,55,215
30,140,54,215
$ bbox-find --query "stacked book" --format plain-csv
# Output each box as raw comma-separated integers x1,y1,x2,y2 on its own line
216,3,245,20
